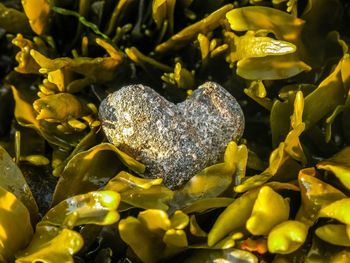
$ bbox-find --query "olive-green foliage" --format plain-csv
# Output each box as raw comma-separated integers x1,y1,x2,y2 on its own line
1,0,350,262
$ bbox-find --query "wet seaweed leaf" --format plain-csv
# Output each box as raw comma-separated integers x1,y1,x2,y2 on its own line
173,141,239,208
234,144,248,185
33,93,92,121
162,62,195,89
197,33,210,60
0,145,39,222
208,189,259,246
41,191,120,227
318,198,350,224
155,4,233,53
303,55,350,130
234,142,299,193
0,186,33,262
12,34,41,74
11,84,86,149
163,229,188,247
236,54,311,80
11,85,39,130
125,47,172,73
246,186,290,236
138,209,171,231
30,39,123,92
225,31,296,63
15,226,83,263
246,81,267,99
1,0,350,261
52,126,102,176
182,197,234,214
296,168,346,226
226,6,310,79
284,91,307,165
244,81,272,110
21,0,51,35
171,210,189,229
120,186,173,211
104,0,132,36
267,220,308,254
301,0,343,66
189,215,207,237
52,143,145,205
265,181,300,192
104,171,173,211
0,3,32,34
118,216,164,263
152,0,176,34
236,90,305,193
304,237,350,263
317,147,350,190
119,209,188,263
226,6,305,43
270,98,292,147
315,224,350,247
106,171,163,191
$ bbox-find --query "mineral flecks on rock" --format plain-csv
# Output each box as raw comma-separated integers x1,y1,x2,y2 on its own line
99,81,245,189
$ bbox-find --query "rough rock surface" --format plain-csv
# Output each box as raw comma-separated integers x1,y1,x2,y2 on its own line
99,81,245,189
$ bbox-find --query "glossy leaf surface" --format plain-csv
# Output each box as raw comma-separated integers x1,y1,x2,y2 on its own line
226,7,305,42
33,93,90,121
105,171,173,210
297,168,346,226
0,186,33,262
15,226,83,263
268,220,308,254
0,3,32,34
208,189,259,246
21,0,51,35
316,224,350,247
226,6,310,79
119,216,164,263
317,147,350,190
0,145,38,222
155,4,233,53
52,143,144,205
174,141,239,208
42,191,120,227
246,186,290,236
1,0,350,262
319,198,350,224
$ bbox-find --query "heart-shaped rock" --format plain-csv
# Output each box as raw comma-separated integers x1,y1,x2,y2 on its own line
99,81,244,189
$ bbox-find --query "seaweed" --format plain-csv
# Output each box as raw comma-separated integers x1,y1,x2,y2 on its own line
1,0,350,262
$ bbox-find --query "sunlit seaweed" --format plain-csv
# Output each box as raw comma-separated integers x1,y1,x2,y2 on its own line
1,0,350,262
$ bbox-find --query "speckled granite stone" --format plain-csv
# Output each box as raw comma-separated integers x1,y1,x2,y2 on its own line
99,81,244,189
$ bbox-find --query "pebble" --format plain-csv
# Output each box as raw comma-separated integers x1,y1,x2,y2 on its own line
99,81,244,189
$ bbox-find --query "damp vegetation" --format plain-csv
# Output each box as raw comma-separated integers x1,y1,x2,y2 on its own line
0,0,350,262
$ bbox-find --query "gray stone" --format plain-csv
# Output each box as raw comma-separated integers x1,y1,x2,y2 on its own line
99,81,244,189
